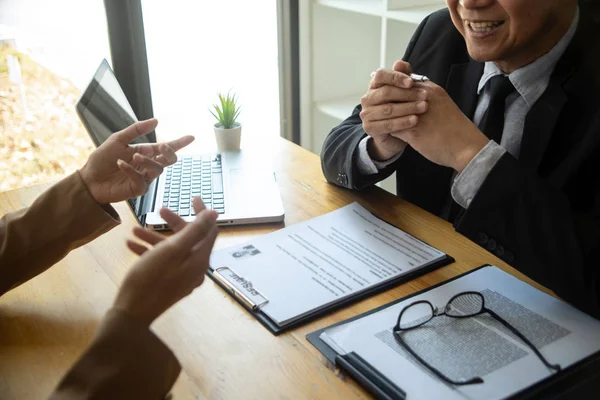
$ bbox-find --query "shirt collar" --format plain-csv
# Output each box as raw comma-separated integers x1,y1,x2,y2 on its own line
477,7,580,107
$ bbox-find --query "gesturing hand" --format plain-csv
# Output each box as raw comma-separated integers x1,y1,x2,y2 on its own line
113,197,219,325
360,60,428,161
80,119,195,205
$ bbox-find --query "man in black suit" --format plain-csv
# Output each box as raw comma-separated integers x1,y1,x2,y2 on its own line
321,0,600,317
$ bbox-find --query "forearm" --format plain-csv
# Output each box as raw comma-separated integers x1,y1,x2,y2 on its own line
357,136,405,175
456,153,600,317
0,171,120,296
321,106,400,190
50,309,181,400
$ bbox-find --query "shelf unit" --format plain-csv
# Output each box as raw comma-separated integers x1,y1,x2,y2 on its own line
318,0,443,23
300,0,446,193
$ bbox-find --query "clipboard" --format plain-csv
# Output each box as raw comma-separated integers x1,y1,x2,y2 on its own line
306,265,600,399
206,203,455,335
207,253,453,335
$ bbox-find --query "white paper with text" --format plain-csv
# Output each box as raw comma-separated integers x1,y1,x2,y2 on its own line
209,202,446,326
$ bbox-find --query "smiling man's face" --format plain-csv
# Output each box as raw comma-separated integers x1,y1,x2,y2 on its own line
446,0,577,72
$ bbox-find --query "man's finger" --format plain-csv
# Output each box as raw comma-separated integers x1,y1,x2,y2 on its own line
114,119,159,145
133,226,166,246
363,115,419,136
361,101,428,123
155,143,177,165
139,135,193,166
171,209,218,250
166,135,195,152
159,198,211,234
368,86,428,106
192,223,218,255
371,69,414,90
133,153,164,178
127,239,149,256
117,160,146,196
159,207,189,232
193,196,207,214
393,60,412,75
134,142,177,166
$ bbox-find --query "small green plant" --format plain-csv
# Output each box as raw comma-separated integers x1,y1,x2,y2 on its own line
210,91,241,129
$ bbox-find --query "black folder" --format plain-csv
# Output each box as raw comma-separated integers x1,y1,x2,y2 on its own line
206,207,454,336
307,265,600,400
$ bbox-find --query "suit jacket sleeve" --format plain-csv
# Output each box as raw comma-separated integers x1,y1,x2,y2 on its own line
0,171,120,296
320,14,432,190
50,309,181,400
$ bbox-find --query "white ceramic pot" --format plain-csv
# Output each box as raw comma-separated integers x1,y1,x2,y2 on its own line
214,123,242,151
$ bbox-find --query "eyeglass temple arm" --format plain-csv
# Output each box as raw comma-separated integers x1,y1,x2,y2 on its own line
485,309,561,371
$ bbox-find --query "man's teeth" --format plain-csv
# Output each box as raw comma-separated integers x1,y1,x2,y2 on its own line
467,21,503,32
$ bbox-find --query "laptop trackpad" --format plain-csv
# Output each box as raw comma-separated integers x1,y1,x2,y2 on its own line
230,168,263,190
228,168,280,214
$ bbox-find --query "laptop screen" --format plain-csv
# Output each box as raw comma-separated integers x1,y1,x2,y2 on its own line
76,59,148,146
75,59,155,223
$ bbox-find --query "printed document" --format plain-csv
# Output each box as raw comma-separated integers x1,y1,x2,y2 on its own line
319,266,600,399
209,202,447,326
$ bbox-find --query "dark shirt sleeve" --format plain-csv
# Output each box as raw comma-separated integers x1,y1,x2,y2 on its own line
0,171,120,296
0,174,182,398
49,309,181,400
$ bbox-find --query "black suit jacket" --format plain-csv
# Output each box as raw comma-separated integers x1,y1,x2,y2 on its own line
321,1,600,317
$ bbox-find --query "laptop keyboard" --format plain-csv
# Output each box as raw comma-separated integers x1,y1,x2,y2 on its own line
162,154,225,216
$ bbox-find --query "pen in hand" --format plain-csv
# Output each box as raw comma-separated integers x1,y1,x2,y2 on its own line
370,70,430,82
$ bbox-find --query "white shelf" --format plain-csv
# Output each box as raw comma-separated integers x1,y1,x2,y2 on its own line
317,0,445,24
302,0,441,157
317,94,362,121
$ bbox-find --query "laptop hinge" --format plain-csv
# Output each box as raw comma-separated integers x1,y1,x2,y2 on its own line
139,179,158,218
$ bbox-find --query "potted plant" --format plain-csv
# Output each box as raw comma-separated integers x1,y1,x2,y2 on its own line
210,91,241,151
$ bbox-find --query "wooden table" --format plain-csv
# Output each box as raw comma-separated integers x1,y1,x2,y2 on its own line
0,137,553,399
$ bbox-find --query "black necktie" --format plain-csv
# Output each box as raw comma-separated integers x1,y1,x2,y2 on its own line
478,75,515,144
446,75,514,224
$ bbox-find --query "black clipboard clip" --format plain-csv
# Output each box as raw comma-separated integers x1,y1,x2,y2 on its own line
213,266,269,311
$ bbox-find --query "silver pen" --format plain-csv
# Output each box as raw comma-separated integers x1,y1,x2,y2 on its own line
370,70,430,82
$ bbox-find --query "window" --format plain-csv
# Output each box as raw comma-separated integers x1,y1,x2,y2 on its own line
142,1,281,149
0,0,110,192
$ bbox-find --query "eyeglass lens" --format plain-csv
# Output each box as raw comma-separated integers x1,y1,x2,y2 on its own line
446,292,484,317
399,301,433,330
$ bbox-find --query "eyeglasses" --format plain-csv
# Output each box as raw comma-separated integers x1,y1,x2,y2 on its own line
393,291,561,386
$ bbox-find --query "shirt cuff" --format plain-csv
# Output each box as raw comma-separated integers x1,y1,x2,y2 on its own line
451,141,506,208
356,136,404,175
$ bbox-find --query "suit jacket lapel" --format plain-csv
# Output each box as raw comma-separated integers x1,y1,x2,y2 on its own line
445,60,484,119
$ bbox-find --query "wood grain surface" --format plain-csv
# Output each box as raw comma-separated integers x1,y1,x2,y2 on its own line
0,137,554,399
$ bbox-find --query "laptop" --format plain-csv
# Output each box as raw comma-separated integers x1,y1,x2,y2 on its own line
76,59,285,230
